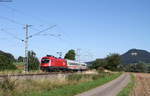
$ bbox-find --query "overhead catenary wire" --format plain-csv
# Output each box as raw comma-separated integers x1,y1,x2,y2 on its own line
24,24,57,72
0,16,24,26
0,5,59,35
0,15,58,41
0,16,57,72
0,15,43,33
40,34,61,37
1,4,54,26
28,25,57,39
0,28,24,42
0,5,67,71
0,5,66,43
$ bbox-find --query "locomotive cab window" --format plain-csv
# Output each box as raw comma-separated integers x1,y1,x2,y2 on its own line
41,59,50,63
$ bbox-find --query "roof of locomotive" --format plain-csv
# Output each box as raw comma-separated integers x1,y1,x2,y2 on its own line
42,55,66,61
42,55,87,65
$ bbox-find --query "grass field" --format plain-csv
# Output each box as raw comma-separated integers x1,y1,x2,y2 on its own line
0,72,121,96
0,73,121,96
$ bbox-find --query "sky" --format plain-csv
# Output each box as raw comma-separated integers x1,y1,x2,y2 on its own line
0,0,150,62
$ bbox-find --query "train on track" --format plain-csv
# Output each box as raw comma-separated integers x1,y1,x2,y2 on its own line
40,55,87,72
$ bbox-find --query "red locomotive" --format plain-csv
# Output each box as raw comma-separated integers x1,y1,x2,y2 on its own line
40,55,87,71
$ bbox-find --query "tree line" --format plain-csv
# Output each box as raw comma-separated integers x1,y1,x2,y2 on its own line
89,53,121,71
1,49,149,73
89,53,150,73
0,49,75,71
0,50,39,71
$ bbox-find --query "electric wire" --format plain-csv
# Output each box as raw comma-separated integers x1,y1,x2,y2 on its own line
0,16,24,26
1,5,59,36
28,25,57,38
1,4,53,27
0,29,24,42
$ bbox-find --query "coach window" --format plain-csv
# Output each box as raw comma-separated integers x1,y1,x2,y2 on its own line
70,63,77,65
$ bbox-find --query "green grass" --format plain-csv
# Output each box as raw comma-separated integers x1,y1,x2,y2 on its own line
26,73,122,96
0,69,43,75
13,62,24,65
117,74,135,96
0,72,122,96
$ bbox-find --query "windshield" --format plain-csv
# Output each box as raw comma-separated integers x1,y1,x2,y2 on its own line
41,59,50,63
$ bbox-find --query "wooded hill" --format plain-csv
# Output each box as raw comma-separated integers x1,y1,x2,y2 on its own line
121,49,150,64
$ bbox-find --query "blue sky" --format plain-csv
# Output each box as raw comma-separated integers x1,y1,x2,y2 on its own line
0,0,150,61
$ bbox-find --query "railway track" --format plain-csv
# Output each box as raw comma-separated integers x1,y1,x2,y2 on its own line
0,72,73,79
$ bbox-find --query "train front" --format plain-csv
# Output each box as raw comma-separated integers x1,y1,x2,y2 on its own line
40,55,68,71
40,56,51,71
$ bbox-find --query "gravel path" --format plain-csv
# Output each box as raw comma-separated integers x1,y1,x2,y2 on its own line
75,73,130,96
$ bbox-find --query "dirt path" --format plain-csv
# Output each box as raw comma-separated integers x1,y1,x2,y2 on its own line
75,73,130,96
132,73,150,96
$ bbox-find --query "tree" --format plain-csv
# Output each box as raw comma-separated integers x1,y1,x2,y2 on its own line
17,56,24,62
90,53,121,71
105,53,121,71
135,62,146,72
90,59,107,69
0,51,16,70
28,51,40,70
64,49,76,60
147,66,150,73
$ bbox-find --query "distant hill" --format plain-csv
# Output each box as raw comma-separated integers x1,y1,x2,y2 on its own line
121,49,150,64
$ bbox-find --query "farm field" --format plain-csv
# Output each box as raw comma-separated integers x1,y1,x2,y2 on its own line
132,73,150,96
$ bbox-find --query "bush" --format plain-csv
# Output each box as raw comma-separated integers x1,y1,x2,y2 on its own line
28,51,40,71
0,54,17,70
90,59,107,69
90,53,121,71
0,77,17,92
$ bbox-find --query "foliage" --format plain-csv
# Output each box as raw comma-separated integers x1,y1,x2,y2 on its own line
121,49,150,64
17,51,40,71
90,53,121,71
0,77,17,96
90,59,107,69
0,51,15,62
64,49,76,60
105,53,121,71
120,62,147,73
120,49,150,73
0,51,17,70
28,51,40,71
0,77,17,91
17,56,24,62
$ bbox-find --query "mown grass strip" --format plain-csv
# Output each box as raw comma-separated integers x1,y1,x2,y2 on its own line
29,73,122,96
117,74,135,96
